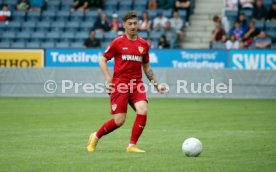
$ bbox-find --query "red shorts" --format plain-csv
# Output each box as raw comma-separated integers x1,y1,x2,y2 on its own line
109,83,148,114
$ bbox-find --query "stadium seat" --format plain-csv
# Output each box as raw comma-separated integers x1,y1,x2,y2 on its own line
79,22,93,32
21,22,36,32
104,0,118,11
75,32,88,42
150,31,163,42
65,21,80,32
266,22,276,31
105,32,117,42
225,10,238,22
255,20,265,30
95,31,104,41
36,21,51,32
12,11,26,22
101,41,110,49
60,32,75,42
51,22,65,32
27,11,41,22
47,1,60,11
148,10,157,20
45,31,60,42
6,22,22,32
56,42,70,48
16,31,31,42
0,42,10,48
85,11,99,22
70,42,84,48
56,11,70,21
163,9,173,18
41,42,55,48
71,11,84,22
41,11,56,22
0,22,7,32
1,31,16,42
138,32,148,39
119,1,133,11
26,42,41,48
30,31,46,42
11,42,25,48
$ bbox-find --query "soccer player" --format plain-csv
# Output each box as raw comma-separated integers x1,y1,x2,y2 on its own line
87,11,168,153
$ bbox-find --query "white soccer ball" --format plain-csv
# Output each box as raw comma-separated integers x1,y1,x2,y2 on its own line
182,137,203,157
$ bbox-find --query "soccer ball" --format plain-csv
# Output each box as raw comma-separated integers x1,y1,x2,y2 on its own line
182,137,203,157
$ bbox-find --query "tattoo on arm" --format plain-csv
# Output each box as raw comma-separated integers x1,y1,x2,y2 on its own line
145,68,158,87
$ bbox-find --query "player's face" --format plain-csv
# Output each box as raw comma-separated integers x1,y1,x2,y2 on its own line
124,18,138,37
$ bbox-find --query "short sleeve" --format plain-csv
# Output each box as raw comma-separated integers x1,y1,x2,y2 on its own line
143,44,150,63
103,39,118,60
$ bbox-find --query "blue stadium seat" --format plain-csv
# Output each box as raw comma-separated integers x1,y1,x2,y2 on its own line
41,42,55,48
56,11,70,21
79,22,93,32
119,1,133,11
61,0,72,10
85,11,99,22
150,31,163,42
36,21,51,32
101,41,110,49
104,0,118,11
27,11,41,22
240,9,253,20
26,42,41,48
1,31,16,42
31,31,46,42
0,22,7,32
148,10,157,20
266,22,276,31
16,31,31,42
6,22,21,32
163,9,173,18
95,31,104,41
41,11,56,22
71,11,84,22
65,21,80,32
75,32,88,42
21,22,36,32
11,42,25,48
0,42,10,48
138,32,148,39
70,42,84,48
45,31,60,42
105,32,117,42
60,32,75,42
56,42,70,48
51,22,65,32
255,20,265,30
47,1,60,11
12,11,26,22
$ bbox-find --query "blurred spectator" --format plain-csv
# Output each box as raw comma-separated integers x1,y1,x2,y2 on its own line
238,13,249,32
146,37,156,49
239,0,254,9
148,0,157,10
267,1,276,22
89,0,103,10
138,11,152,32
170,10,184,42
83,30,101,48
242,20,260,47
158,35,170,49
213,15,230,35
29,0,47,11
0,4,11,23
267,1,276,21
254,31,272,49
226,34,240,49
175,0,190,25
224,0,238,10
211,21,227,44
72,0,89,12
163,21,178,48
109,13,122,33
16,0,30,11
253,0,267,21
153,11,168,30
229,21,245,40
93,13,110,32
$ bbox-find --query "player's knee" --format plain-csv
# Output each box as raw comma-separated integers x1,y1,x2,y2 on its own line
114,115,126,126
136,106,147,115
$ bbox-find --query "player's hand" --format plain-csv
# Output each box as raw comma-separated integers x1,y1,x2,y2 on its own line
105,79,114,92
157,84,169,94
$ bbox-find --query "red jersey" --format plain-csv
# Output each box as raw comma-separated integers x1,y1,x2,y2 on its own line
103,34,150,84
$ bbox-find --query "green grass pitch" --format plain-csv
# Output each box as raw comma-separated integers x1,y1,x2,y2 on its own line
0,98,276,172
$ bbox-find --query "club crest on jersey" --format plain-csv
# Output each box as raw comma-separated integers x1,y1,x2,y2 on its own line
138,46,144,54
112,104,117,111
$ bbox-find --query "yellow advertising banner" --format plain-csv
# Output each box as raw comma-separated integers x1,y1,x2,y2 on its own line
0,49,44,68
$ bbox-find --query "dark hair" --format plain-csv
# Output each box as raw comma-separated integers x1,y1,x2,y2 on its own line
122,11,137,22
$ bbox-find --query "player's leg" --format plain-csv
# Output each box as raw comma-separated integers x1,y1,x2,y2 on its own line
127,84,148,152
87,113,126,152
87,89,129,152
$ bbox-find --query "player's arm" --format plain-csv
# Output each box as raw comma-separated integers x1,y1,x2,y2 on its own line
99,57,114,91
142,63,169,93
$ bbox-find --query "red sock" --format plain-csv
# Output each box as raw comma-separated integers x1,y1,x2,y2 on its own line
95,119,119,139
130,114,147,145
